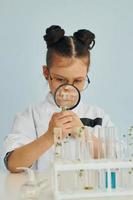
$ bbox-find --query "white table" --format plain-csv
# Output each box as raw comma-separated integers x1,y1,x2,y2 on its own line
0,170,133,200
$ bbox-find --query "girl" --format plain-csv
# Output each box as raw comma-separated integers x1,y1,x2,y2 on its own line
3,25,113,173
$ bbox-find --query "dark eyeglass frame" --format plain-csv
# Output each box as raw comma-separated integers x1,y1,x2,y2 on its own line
48,72,90,91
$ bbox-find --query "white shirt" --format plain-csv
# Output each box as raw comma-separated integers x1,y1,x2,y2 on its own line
3,92,113,172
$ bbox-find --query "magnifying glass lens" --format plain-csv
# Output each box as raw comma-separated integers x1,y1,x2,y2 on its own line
54,84,80,110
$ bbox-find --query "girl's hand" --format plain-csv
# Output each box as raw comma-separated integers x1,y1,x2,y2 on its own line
47,111,73,139
66,110,84,137
47,110,84,139
47,111,84,138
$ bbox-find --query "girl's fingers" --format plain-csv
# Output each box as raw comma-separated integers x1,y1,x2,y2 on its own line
60,116,73,124
64,122,73,129
56,111,73,119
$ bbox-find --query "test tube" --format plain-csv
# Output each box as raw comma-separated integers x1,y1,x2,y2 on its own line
104,127,118,190
102,127,118,160
97,127,106,159
121,126,133,189
54,127,63,161
75,127,85,161
75,127,85,191
75,127,95,191
63,134,71,161
60,92,71,161
85,128,94,161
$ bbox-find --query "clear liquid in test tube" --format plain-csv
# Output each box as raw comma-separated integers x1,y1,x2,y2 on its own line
75,127,85,161
54,127,63,160
75,127,95,191
84,128,95,190
85,128,94,161
97,127,106,159
105,127,118,160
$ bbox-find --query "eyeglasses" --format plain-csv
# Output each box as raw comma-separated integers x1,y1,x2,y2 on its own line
49,73,90,91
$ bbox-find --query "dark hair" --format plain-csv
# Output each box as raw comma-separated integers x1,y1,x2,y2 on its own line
43,25,95,68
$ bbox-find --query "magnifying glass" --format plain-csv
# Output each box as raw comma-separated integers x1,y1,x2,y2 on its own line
54,84,81,111
54,84,81,160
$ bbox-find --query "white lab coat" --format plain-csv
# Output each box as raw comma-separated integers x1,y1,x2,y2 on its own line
3,92,113,172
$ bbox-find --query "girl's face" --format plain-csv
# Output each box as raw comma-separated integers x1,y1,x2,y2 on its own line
43,55,89,94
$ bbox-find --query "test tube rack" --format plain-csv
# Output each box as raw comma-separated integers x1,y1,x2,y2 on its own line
52,160,133,200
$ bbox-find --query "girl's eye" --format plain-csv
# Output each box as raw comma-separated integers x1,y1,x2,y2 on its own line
56,78,66,83
74,80,83,84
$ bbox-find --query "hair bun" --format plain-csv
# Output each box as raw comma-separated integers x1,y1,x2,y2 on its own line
73,29,95,50
43,25,65,47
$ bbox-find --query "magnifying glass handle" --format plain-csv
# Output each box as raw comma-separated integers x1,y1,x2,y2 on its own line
61,107,67,111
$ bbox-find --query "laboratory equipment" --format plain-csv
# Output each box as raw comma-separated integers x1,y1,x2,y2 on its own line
17,167,40,199
17,167,48,199
54,127,63,161
52,126,133,200
54,83,80,111
52,85,133,199
54,84,81,161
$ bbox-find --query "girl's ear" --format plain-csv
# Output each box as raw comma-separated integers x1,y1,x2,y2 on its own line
42,65,49,80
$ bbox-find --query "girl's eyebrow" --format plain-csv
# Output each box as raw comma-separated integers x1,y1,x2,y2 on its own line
51,73,86,79
51,73,66,78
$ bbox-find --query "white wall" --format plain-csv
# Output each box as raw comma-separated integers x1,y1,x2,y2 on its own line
0,0,133,167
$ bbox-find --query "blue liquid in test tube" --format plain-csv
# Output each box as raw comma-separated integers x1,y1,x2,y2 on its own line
105,171,116,189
